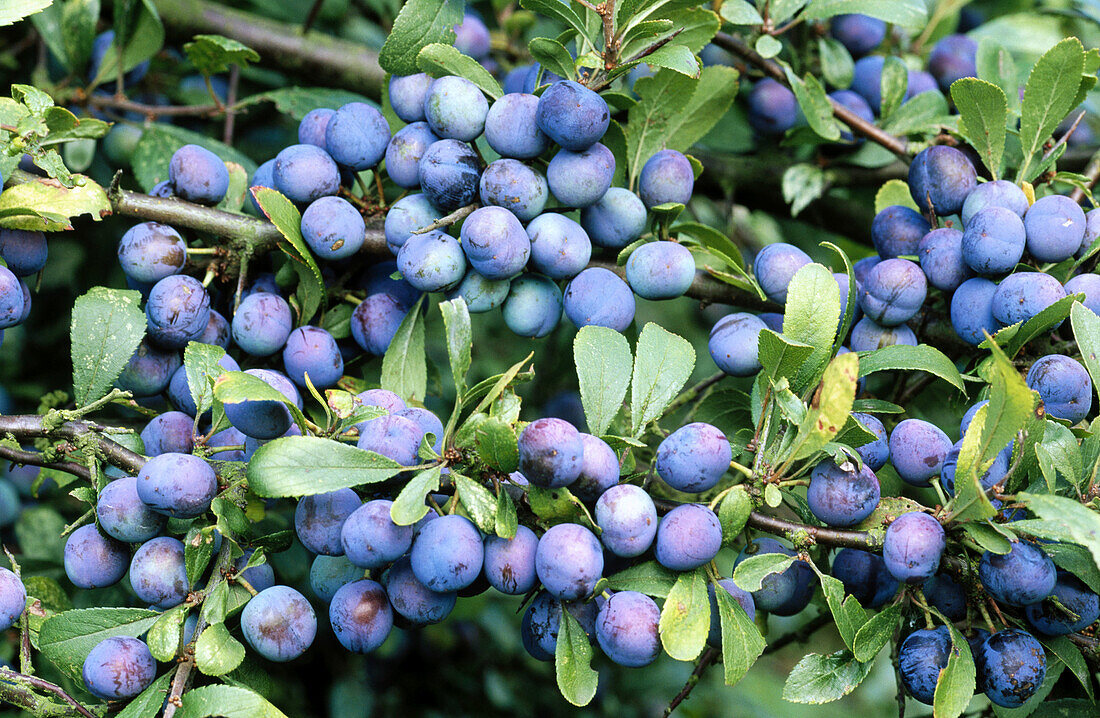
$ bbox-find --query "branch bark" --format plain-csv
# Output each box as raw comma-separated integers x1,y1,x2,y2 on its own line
150,0,385,95
711,31,909,158
0,669,96,718
0,445,91,481
0,415,146,475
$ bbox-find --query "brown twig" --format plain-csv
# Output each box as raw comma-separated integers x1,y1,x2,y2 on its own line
412,203,480,234
663,646,719,716
152,0,386,94
223,65,241,146
762,612,832,654
1071,149,1100,203
301,0,327,33
1043,110,1086,162
0,445,92,481
747,511,882,549
710,31,908,157
0,415,146,475
0,669,96,718
653,496,880,550
86,93,221,118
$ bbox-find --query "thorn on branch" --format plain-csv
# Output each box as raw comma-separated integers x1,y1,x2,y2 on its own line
412,203,480,234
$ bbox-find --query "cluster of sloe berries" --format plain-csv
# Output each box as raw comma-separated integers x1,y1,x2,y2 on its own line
376,72,697,336
746,13,1094,149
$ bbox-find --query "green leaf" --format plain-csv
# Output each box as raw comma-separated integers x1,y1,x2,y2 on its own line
454,473,497,534
184,34,259,75
574,326,632,436
757,330,814,386
783,263,841,391
146,605,187,663
93,0,163,86
791,351,858,461
718,486,752,546
495,488,518,539
216,162,250,214
213,370,310,434
0,172,110,231
878,56,908,120
15,507,65,562
31,0,99,74
1071,302,1100,409
818,37,854,90
115,672,172,718
1040,635,1094,699
525,0,590,43
782,650,874,703
70,286,145,407
857,343,965,393
933,623,976,718
195,622,246,677
1036,420,1083,491
417,43,503,99
659,568,709,661
755,34,782,59
1045,542,1100,595
199,581,250,626
715,582,765,686
625,67,739,186
390,467,441,526
784,68,841,141
720,0,763,24
952,78,1007,179
439,297,472,397
875,180,920,214
0,0,52,27
185,342,229,418
781,164,826,217
852,604,901,662
528,38,575,82
176,685,289,718
474,418,519,473
381,296,427,404
1019,492,1100,574
607,561,679,598
246,436,404,497
1000,295,1078,358
379,0,463,76
976,38,1018,111
185,528,218,587
953,342,1032,521
642,44,701,78
252,187,325,325
131,123,256,193
768,0,809,24
803,0,927,27
527,486,586,525
818,572,867,650
555,605,597,707
630,323,695,436
39,608,160,679
732,553,795,592
962,522,1013,554
1018,38,1086,181
879,90,954,136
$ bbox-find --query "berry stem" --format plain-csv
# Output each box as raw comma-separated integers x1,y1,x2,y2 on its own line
710,31,908,157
